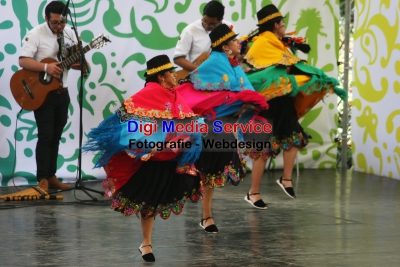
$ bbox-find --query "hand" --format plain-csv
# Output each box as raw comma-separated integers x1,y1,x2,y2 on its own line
47,62,63,77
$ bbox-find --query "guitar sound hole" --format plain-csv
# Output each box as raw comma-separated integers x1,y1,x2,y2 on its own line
38,71,53,85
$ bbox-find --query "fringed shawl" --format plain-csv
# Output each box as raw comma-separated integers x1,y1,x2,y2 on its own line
243,31,301,69
83,82,203,168
190,51,254,91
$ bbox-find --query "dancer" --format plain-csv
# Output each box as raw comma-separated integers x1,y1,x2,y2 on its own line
83,55,203,262
177,24,270,232
241,4,347,204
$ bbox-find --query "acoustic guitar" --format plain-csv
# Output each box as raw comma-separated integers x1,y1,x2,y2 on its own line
10,34,110,111
175,53,210,83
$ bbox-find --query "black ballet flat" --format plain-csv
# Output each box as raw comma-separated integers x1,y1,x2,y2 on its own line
200,216,218,233
276,177,296,198
244,192,268,209
138,244,155,262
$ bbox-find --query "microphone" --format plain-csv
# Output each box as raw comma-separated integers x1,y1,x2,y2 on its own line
60,0,71,22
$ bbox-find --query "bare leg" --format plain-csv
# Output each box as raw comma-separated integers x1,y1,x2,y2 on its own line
248,157,267,203
140,215,154,255
281,147,298,187
202,185,215,227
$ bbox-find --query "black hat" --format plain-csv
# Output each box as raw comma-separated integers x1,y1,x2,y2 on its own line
256,4,283,26
144,55,176,77
209,24,238,49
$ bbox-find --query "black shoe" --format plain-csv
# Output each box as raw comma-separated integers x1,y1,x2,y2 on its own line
200,217,218,233
244,192,268,209
276,177,296,198
138,244,155,262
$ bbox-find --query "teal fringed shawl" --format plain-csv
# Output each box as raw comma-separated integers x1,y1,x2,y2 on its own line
190,51,254,92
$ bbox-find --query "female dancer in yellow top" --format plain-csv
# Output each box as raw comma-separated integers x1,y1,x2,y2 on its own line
241,4,347,204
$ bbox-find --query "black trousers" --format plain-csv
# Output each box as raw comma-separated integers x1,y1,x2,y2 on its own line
33,90,70,181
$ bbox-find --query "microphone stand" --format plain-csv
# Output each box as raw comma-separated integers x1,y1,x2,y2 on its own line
49,10,104,200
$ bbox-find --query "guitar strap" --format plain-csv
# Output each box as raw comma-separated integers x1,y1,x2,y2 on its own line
57,31,66,81
57,31,67,60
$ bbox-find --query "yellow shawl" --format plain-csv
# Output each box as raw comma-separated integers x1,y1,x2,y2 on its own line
244,31,301,69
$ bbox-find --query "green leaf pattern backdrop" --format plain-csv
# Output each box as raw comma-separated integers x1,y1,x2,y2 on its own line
353,0,400,179
0,0,341,186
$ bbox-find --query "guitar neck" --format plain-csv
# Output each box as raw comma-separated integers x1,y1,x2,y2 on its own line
59,44,90,69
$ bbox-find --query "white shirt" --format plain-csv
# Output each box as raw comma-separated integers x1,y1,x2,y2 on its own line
173,19,234,64
20,23,76,86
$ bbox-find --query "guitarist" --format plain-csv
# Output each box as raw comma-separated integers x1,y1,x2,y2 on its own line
173,1,234,73
18,1,79,192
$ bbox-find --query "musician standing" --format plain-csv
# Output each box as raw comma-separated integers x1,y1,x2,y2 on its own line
173,0,234,72
18,1,79,192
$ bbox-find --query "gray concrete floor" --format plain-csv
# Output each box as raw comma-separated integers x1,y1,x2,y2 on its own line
0,169,399,267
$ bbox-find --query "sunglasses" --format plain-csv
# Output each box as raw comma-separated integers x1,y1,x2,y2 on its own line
201,19,220,29
49,20,67,26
